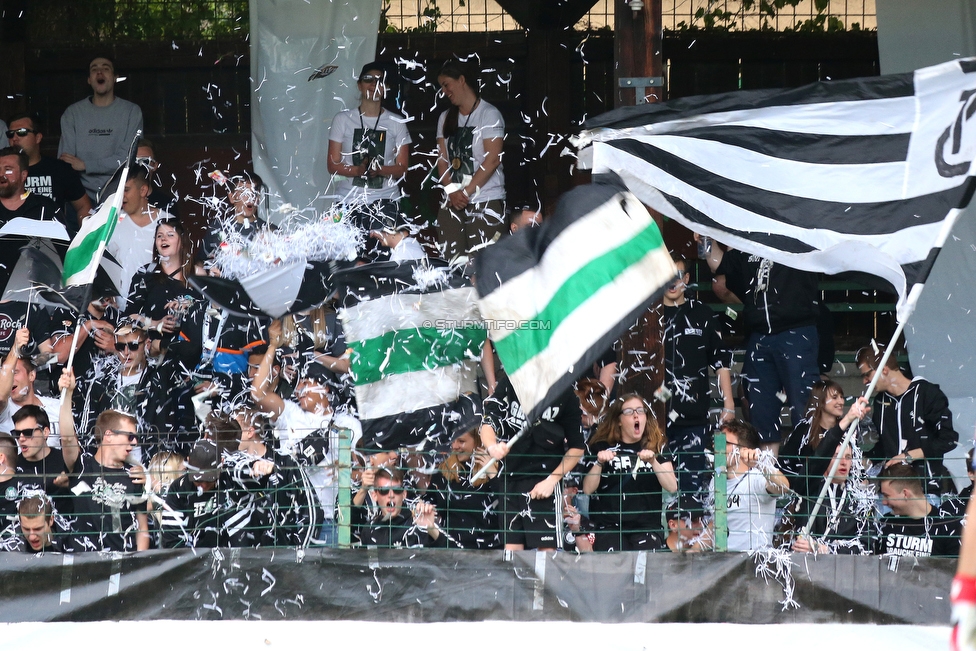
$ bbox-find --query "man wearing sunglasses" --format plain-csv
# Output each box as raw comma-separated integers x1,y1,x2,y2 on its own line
80,321,152,457
7,112,92,234
12,398,80,518
0,328,61,450
357,467,448,548
70,409,149,552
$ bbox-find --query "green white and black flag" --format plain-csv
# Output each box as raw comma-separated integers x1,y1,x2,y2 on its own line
335,260,485,450
475,172,677,423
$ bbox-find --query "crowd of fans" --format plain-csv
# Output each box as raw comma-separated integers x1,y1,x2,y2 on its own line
0,54,967,558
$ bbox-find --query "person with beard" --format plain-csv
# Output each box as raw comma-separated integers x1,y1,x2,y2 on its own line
6,113,91,234
356,467,450,548
583,394,677,551
0,146,64,224
57,56,143,200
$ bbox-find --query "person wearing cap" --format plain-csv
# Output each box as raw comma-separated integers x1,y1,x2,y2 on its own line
69,409,150,551
661,495,712,553
159,437,225,548
252,318,362,546
328,61,413,262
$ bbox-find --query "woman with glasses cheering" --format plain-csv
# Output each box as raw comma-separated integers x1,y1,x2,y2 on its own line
582,394,678,551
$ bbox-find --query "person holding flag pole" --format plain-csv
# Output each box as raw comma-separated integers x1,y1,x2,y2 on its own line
58,130,143,398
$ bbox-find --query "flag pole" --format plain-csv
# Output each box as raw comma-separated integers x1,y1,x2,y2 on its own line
800,202,963,539
799,316,904,539
58,130,142,404
471,422,529,484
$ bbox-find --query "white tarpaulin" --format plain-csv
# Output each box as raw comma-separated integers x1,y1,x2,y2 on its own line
249,0,381,221
878,0,976,470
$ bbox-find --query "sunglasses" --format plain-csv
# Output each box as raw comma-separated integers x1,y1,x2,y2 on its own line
107,429,139,442
360,74,385,83
11,427,42,439
374,486,405,496
115,340,143,352
5,128,37,138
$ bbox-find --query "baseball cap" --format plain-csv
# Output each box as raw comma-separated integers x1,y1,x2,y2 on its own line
359,61,389,81
186,439,221,483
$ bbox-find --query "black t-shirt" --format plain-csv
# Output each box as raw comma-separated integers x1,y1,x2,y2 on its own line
482,376,585,484
715,250,819,334
661,299,733,426
70,455,148,552
587,440,669,531
0,301,53,357
17,447,76,513
26,157,86,232
876,502,963,557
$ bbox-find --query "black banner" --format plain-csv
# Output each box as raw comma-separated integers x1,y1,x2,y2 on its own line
0,550,952,623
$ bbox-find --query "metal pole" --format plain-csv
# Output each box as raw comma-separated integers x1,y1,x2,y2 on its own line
800,312,911,539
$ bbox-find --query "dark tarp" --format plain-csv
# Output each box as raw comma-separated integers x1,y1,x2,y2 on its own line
0,549,952,624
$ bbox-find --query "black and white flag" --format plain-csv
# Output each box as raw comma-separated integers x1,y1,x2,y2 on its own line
580,58,976,321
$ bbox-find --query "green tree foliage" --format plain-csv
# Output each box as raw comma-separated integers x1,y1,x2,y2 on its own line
676,0,865,32
28,0,248,44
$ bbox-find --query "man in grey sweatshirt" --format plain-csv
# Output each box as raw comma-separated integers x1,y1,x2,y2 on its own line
58,56,143,200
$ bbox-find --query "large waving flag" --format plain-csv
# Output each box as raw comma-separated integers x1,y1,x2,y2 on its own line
62,141,137,309
334,260,485,450
580,58,976,322
475,172,677,423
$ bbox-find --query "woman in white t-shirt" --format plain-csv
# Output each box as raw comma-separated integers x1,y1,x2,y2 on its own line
435,58,506,261
328,61,413,260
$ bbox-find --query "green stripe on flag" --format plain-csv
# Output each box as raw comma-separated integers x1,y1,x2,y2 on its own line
493,221,665,374
349,325,486,385
63,206,118,283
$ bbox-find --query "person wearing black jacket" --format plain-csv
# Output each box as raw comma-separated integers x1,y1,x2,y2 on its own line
877,463,963,557
480,375,585,551
702,240,820,452
856,344,958,495
660,258,735,492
